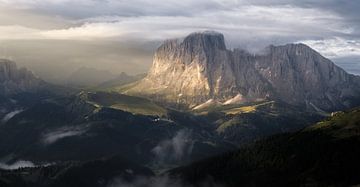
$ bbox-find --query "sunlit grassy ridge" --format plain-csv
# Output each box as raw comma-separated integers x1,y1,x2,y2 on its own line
81,91,167,116
192,100,274,114
215,101,275,132
223,101,275,115
305,108,360,138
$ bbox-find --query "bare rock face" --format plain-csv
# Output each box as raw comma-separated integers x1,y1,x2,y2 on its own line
0,59,44,95
127,31,360,111
254,44,360,111
127,31,238,107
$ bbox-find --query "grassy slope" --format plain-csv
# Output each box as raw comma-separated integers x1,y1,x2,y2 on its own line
82,91,167,116
199,101,323,144
170,108,360,187
222,101,275,115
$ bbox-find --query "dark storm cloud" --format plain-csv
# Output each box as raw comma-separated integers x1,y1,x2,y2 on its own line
1,1,355,45
3,0,359,27
0,0,357,44
249,0,360,37
0,0,228,18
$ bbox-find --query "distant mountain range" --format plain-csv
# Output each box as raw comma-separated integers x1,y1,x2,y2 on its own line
66,67,116,87
126,31,360,112
66,67,146,89
96,72,146,90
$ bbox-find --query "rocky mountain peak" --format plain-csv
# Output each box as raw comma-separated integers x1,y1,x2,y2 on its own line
130,31,235,107
155,31,226,60
268,43,325,61
182,31,226,51
126,32,360,111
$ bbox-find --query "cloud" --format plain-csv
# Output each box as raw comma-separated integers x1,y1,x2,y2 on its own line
0,25,43,40
1,109,24,123
109,174,223,187
151,129,194,165
0,160,35,170
42,126,87,145
0,3,351,42
8,5,345,42
109,175,185,187
301,38,360,57
0,4,348,56
0,1,358,43
34,5,357,58
0,0,228,18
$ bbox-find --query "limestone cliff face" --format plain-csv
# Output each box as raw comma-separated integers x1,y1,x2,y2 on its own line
127,31,360,111
128,31,237,106
0,59,44,95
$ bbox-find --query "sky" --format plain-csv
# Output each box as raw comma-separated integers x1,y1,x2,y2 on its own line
0,0,359,83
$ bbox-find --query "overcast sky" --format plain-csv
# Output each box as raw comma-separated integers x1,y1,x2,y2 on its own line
0,0,359,83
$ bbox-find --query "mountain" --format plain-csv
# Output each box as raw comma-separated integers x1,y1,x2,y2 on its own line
0,59,77,125
0,59,48,122
96,72,146,90
67,67,116,87
126,31,360,111
169,108,360,186
0,59,44,95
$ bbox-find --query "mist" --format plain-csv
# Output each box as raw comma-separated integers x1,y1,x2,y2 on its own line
109,174,223,187
42,126,88,145
151,129,194,166
0,39,156,84
1,109,24,123
0,160,35,170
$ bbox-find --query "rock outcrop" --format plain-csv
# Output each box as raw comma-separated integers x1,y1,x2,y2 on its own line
126,31,360,111
0,59,44,95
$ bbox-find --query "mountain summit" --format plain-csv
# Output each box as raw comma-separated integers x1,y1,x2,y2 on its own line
126,31,360,111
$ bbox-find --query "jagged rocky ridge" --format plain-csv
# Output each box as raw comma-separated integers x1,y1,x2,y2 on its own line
0,59,44,95
127,31,360,111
